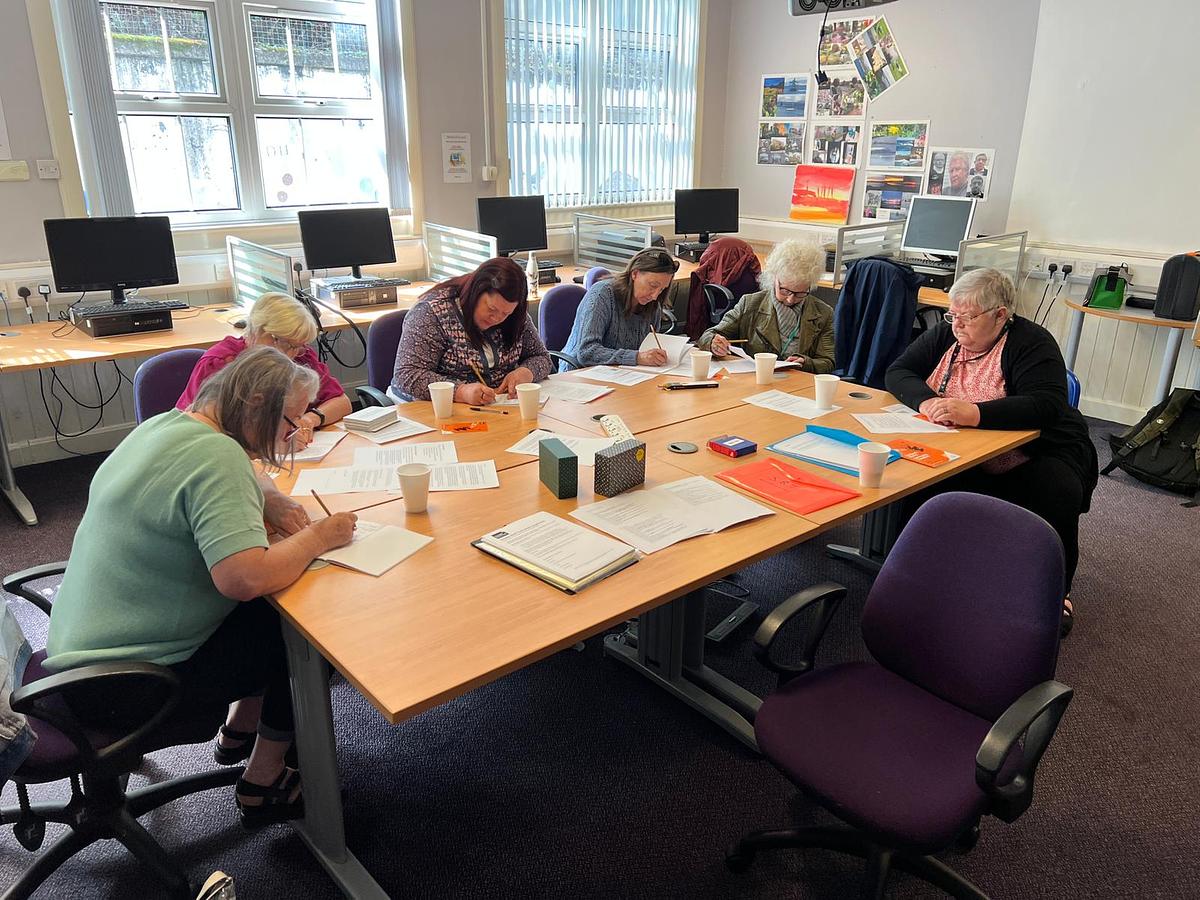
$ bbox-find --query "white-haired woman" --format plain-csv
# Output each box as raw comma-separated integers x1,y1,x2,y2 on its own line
886,267,1098,636
46,348,358,826
177,291,352,446
695,239,835,373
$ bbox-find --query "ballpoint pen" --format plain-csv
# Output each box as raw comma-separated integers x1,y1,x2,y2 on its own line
470,406,509,414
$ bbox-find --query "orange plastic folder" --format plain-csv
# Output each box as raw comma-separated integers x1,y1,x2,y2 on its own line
887,439,951,467
715,459,860,515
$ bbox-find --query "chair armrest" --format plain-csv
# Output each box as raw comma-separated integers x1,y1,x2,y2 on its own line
12,661,182,770
549,350,581,371
3,563,68,616
975,679,1073,823
355,385,393,408
752,582,847,685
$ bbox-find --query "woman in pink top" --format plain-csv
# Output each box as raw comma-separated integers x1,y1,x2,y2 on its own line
177,292,351,446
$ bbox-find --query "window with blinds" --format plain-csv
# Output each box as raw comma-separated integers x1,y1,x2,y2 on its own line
503,0,699,209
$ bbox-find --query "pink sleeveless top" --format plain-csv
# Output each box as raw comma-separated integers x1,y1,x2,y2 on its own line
926,334,1029,474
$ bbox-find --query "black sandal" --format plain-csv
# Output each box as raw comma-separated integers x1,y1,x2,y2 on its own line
213,725,255,765
236,767,304,830
1060,596,1074,638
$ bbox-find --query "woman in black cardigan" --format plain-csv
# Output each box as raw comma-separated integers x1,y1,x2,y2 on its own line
886,267,1097,635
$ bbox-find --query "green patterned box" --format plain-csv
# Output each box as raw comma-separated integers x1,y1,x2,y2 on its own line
539,437,578,499
594,439,646,497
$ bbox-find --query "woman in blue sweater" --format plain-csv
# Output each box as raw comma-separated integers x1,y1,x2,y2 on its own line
559,248,679,370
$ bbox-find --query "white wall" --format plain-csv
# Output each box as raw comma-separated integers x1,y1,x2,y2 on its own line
720,0,1041,236
1007,0,1200,251
0,1,64,263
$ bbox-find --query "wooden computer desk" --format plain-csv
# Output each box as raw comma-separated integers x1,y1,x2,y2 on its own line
1061,298,1194,404
267,371,1035,898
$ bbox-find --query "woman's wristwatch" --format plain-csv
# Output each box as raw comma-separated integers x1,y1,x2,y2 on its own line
306,409,326,428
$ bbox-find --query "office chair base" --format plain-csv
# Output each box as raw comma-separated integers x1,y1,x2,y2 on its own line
1,766,242,900
826,503,904,576
727,825,990,900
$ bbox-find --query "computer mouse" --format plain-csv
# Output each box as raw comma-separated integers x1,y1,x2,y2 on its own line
232,318,247,329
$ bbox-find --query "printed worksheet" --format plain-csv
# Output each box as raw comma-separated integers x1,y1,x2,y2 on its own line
539,380,615,404
573,366,657,386
743,389,841,419
350,416,436,445
506,430,622,466
353,442,459,467
292,465,398,495
429,461,500,491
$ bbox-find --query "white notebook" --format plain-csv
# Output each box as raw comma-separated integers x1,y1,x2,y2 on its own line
317,520,432,577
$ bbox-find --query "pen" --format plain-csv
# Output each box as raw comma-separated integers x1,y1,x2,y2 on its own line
470,406,509,414
661,382,719,390
311,490,333,517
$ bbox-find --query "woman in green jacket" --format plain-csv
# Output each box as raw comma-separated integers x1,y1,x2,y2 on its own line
695,238,835,373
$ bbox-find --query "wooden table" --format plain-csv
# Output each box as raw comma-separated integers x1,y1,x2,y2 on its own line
1062,298,1193,404
267,374,1036,898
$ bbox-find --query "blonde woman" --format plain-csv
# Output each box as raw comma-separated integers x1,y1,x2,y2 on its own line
177,292,352,445
696,239,835,373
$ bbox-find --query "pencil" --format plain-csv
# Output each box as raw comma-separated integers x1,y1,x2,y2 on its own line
311,490,333,517
727,338,750,344
467,361,488,388
649,322,663,352
470,406,509,415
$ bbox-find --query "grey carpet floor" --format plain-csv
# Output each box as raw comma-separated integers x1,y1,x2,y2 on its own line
1,418,1197,899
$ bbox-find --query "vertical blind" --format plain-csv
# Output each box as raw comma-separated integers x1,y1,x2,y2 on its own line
503,0,699,209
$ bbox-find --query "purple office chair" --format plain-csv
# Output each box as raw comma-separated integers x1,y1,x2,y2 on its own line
728,493,1073,899
132,348,205,423
538,283,586,369
1,566,241,899
583,266,611,290
357,309,407,407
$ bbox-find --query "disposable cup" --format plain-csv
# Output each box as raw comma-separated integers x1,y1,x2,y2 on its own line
397,463,431,513
429,382,454,419
689,350,713,381
858,442,891,489
754,353,777,385
814,373,840,410
516,382,541,420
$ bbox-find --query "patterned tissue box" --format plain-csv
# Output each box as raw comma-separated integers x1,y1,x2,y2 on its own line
539,437,578,499
593,439,647,497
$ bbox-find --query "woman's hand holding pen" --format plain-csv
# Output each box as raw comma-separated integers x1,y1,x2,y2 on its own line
637,348,668,366
313,512,357,550
455,382,496,405
710,334,731,357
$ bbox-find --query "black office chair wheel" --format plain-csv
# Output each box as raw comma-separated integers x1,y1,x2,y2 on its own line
951,823,980,854
725,845,756,873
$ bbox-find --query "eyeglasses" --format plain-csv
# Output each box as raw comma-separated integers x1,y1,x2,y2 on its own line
943,308,998,325
775,283,811,302
269,334,308,354
282,415,301,443
635,250,681,273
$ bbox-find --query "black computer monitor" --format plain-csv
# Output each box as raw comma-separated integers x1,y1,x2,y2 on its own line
674,188,739,243
43,216,178,304
476,195,548,257
901,196,977,257
298,207,396,278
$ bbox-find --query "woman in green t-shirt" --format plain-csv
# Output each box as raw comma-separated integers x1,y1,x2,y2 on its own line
46,347,357,827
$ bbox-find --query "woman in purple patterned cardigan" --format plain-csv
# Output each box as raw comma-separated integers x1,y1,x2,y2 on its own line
390,257,553,404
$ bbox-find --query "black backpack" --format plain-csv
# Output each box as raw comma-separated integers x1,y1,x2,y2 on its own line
1102,388,1200,507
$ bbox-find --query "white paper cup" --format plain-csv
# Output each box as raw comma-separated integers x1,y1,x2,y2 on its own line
858,442,891,489
397,463,432,513
754,352,777,385
429,381,454,419
689,349,713,381
814,373,840,410
516,382,541,420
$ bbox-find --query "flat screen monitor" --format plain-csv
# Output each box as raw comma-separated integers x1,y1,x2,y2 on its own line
476,195,547,256
298,207,396,278
901,196,977,257
43,216,178,304
674,188,739,242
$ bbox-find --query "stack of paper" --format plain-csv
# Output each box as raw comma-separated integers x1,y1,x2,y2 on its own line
342,406,398,433
352,416,436,445
317,520,432,576
539,380,614,404
574,366,657,386
474,511,639,593
743,389,840,419
569,476,774,554
851,411,957,434
506,430,623,466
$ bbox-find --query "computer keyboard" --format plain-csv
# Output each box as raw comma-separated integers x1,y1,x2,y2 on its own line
901,257,957,271
72,299,190,318
537,259,564,270
323,276,412,288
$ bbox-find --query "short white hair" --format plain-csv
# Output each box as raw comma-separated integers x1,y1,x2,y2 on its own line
247,291,319,346
759,239,825,293
949,267,1015,312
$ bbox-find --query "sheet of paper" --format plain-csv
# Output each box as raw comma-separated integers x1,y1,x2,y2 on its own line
480,511,634,583
349,416,436,445
851,412,957,434
574,366,657,386
494,392,548,407
771,431,861,470
430,460,499,491
506,430,622,467
660,476,774,533
292,465,398,495
882,402,919,415
744,390,841,419
318,520,432,577
290,430,348,463
539,380,614,404
353,442,459,467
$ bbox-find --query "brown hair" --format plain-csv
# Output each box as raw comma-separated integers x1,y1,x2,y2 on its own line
437,256,529,349
191,346,318,469
611,248,680,316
